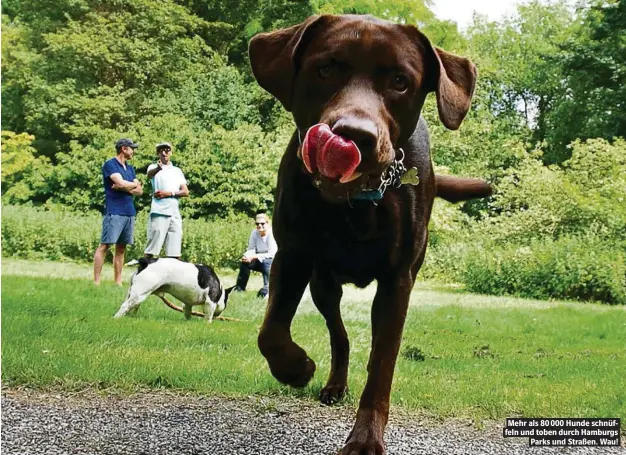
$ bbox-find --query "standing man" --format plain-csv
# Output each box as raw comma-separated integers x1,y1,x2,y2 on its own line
144,142,189,259
234,213,277,298
94,138,142,285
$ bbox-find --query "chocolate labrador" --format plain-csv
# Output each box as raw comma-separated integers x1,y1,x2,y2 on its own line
249,14,491,454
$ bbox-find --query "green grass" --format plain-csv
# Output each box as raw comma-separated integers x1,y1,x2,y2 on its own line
2,259,625,422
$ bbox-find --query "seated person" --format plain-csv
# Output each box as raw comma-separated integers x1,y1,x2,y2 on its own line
234,213,276,298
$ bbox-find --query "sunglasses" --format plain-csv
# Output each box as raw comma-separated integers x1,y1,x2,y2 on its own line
256,222,266,226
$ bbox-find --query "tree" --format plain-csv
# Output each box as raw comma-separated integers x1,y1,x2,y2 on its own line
466,2,574,150
1,131,52,205
547,0,626,161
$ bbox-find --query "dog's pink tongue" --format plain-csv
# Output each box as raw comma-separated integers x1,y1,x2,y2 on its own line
302,124,332,174
302,124,361,183
319,136,361,183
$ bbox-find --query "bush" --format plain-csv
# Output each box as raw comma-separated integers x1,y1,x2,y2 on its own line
1,131,52,205
462,236,626,305
1,205,252,268
421,138,626,305
483,138,626,244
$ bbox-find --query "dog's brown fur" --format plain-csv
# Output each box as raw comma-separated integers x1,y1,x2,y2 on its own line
249,15,491,454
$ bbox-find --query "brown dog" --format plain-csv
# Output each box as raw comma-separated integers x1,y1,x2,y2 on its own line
249,15,491,454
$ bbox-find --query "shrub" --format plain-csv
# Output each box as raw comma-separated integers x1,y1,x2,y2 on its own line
462,236,626,305
1,205,252,268
1,131,52,205
483,138,626,244
423,138,626,304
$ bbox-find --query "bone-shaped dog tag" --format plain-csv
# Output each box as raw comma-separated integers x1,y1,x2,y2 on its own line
401,168,420,186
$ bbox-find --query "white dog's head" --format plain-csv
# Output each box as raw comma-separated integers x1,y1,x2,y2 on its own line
196,264,236,317
214,285,235,316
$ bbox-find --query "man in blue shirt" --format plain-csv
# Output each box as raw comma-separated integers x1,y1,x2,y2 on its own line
93,138,143,285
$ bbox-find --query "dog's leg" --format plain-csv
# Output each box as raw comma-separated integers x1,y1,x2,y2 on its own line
258,249,315,388
115,272,163,318
310,266,349,405
340,271,415,455
183,304,192,320
122,274,141,315
114,292,149,318
203,300,216,323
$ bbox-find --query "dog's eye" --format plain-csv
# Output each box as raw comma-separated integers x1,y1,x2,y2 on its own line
317,64,333,79
392,74,409,92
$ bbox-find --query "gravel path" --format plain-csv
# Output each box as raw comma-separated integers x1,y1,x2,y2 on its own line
2,390,623,455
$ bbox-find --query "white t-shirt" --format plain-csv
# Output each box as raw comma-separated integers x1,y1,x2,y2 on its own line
147,163,187,217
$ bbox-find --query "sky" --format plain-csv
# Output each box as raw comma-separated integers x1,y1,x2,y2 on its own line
431,0,522,28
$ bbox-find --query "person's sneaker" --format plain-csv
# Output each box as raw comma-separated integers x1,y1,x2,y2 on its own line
257,289,268,299
233,286,244,292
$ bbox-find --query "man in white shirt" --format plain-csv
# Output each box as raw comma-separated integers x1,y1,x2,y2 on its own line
144,142,189,258
234,213,277,298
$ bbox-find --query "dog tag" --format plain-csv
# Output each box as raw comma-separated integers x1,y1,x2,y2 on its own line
401,168,420,186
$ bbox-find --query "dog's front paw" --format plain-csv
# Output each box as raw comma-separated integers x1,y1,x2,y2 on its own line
320,382,348,405
340,412,386,455
261,340,316,388
271,349,316,388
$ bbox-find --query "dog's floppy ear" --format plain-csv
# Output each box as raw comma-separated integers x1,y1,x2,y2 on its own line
223,286,235,304
431,46,477,130
407,27,477,130
248,16,327,111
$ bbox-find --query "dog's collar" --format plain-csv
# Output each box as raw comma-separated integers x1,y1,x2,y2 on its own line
351,148,420,202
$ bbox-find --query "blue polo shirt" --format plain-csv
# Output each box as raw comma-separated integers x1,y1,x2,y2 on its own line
102,157,137,216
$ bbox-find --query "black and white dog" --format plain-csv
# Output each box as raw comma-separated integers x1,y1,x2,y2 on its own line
114,258,234,322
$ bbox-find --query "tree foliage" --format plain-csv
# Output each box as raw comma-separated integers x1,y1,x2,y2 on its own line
465,0,626,163
1,0,464,218
1,131,52,205
550,0,626,158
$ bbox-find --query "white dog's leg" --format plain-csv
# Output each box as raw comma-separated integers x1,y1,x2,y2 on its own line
113,285,152,318
118,273,136,314
183,304,192,320
204,300,217,323
114,292,147,318
115,271,163,318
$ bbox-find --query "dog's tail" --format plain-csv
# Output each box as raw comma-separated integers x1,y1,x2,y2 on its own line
125,257,158,274
435,175,492,203
158,295,242,322
158,295,205,318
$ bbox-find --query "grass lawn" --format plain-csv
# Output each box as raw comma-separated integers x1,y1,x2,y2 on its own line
2,259,625,422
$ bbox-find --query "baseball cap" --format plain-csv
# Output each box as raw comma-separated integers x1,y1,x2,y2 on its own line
115,138,139,150
156,142,172,150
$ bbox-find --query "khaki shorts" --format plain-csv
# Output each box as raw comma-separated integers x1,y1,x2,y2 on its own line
145,214,183,257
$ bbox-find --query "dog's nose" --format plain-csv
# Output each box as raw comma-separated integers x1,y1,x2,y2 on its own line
331,117,378,156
